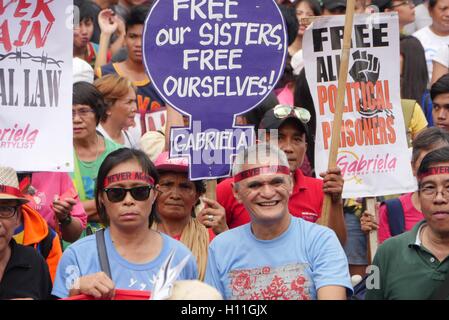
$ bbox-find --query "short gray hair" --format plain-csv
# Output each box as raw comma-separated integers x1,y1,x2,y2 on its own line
232,143,289,177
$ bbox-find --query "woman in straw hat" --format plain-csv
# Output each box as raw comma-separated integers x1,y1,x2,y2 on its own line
0,166,52,299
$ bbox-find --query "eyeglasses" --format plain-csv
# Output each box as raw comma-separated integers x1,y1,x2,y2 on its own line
72,108,95,119
0,206,18,219
390,0,413,8
419,185,449,199
273,104,311,124
103,185,154,203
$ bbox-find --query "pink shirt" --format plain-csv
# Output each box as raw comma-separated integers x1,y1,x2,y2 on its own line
274,85,294,105
378,192,424,244
30,172,87,230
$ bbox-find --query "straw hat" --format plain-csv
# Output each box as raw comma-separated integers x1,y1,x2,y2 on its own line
140,131,166,162
166,280,223,300
0,166,29,204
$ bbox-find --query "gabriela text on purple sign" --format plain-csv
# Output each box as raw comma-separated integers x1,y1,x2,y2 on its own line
172,128,250,153
156,0,284,98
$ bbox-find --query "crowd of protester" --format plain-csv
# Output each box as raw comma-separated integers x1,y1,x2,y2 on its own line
1,0,449,300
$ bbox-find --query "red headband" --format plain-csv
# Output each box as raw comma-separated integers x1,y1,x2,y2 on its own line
104,172,155,187
234,165,290,183
418,166,449,180
0,184,25,198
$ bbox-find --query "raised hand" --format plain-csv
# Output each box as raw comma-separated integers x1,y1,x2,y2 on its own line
98,9,118,35
198,197,229,235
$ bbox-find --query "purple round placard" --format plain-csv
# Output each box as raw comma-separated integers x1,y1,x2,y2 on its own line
143,0,287,121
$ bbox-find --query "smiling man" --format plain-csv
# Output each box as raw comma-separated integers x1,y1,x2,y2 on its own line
217,105,346,244
205,144,352,300
432,73,449,132
366,146,449,300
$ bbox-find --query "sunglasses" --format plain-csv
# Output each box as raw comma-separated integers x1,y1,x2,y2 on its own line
273,104,311,124
103,185,154,203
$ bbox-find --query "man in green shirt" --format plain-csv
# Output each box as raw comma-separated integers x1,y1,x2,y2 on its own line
366,146,449,300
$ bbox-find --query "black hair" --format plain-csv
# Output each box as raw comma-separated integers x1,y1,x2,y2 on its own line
400,35,428,102
77,2,96,23
412,127,449,165
126,5,150,31
275,54,297,91
73,82,105,125
374,0,393,12
429,0,438,10
294,68,316,169
193,180,206,195
431,73,449,101
417,146,449,183
294,0,322,16
95,148,160,227
278,4,299,46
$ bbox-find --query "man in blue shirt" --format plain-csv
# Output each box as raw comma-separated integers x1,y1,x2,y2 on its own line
205,143,352,300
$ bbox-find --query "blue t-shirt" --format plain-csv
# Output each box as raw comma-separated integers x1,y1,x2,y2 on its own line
52,228,198,298
205,217,352,300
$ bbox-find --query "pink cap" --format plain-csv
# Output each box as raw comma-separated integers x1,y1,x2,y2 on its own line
154,151,188,173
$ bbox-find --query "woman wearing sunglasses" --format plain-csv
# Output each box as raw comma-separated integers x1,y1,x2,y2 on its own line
151,152,228,281
52,148,198,299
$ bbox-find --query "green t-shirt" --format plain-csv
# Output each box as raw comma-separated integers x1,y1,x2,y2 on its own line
366,220,449,300
69,137,121,243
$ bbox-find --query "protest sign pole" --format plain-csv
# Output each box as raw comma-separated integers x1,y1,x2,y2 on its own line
320,0,356,226
206,180,217,201
366,197,378,263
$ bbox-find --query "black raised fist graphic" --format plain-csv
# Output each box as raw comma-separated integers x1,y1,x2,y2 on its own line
349,50,380,84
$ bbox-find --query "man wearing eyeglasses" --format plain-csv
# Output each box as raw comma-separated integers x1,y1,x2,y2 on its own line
217,104,347,245
366,146,449,299
0,166,52,299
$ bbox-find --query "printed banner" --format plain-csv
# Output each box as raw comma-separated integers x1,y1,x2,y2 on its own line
0,0,73,172
143,0,287,180
303,13,416,198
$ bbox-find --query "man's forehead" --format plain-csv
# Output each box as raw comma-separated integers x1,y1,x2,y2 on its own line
237,163,290,184
241,161,280,171
433,93,449,104
243,173,287,183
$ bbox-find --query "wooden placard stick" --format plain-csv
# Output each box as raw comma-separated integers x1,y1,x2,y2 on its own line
366,197,378,263
205,179,217,201
320,0,356,227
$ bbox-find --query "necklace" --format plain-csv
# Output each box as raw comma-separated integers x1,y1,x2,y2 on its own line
76,134,101,169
